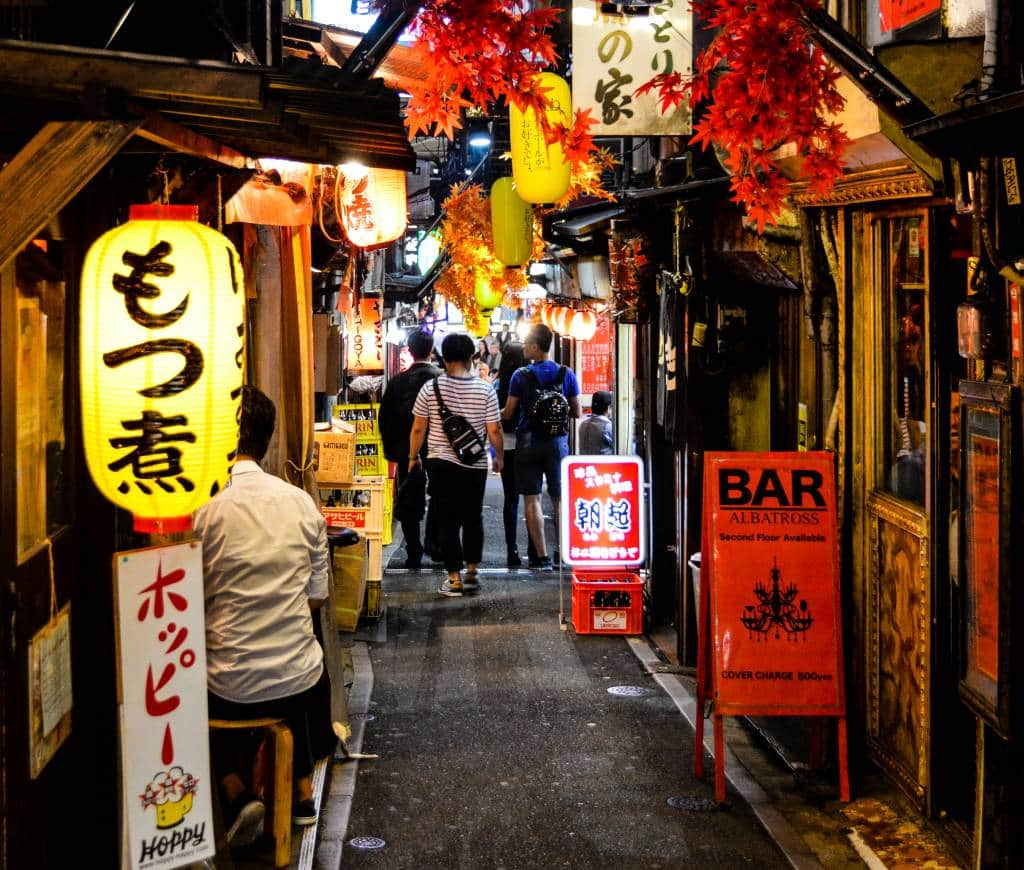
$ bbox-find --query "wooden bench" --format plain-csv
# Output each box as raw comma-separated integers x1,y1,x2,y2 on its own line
209,717,293,867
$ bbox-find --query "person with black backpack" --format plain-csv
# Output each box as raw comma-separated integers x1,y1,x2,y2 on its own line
378,329,441,569
500,323,581,570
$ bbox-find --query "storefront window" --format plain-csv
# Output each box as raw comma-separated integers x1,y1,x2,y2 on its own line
882,216,928,506
15,242,68,561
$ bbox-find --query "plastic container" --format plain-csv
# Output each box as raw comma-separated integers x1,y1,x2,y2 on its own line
571,570,643,635
329,530,367,632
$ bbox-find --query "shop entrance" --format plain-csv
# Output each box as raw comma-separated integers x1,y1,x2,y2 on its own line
850,205,974,844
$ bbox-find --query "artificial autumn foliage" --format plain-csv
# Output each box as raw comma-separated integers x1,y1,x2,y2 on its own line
436,183,528,320
636,0,849,231
402,1,600,176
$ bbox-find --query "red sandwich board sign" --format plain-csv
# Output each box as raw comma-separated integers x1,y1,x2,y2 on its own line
695,452,849,803
560,455,646,568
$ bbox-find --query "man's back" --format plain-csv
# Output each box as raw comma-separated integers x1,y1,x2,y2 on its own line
379,362,442,461
579,413,613,455
194,460,328,703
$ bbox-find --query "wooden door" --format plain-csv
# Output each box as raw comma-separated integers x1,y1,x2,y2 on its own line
852,208,933,809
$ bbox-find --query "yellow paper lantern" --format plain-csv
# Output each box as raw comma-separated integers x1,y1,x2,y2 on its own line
490,177,534,266
474,275,506,311
80,205,245,533
465,310,490,338
339,164,408,249
510,72,572,204
347,297,384,372
569,309,598,341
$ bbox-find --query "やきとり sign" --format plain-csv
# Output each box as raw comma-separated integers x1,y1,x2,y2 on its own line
116,542,214,870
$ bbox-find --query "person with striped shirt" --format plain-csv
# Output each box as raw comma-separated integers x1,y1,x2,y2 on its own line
408,333,504,597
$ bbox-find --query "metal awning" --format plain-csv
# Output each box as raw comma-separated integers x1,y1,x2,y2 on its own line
904,89,1024,158
0,39,416,170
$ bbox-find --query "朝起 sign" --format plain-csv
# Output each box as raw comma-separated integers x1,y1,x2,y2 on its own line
116,542,214,870
560,456,646,568
704,452,844,715
571,0,692,136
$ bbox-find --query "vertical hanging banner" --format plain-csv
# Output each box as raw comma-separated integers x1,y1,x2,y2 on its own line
571,0,692,136
705,452,844,714
579,314,614,396
346,297,384,373
116,542,214,870
560,456,646,568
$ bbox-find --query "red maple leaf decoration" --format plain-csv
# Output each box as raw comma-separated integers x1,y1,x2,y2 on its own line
635,0,850,232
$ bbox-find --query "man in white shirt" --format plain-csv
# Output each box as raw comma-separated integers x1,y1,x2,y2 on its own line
194,386,332,843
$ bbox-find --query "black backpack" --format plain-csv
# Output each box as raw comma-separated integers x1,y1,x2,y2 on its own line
522,365,570,437
432,379,487,465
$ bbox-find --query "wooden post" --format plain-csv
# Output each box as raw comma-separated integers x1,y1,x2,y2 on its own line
0,120,140,269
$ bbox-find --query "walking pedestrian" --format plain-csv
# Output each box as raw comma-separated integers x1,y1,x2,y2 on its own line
408,333,504,597
501,324,581,569
494,343,538,567
378,329,441,569
579,390,614,455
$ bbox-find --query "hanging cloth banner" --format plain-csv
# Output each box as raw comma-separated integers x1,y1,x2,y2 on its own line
571,0,693,136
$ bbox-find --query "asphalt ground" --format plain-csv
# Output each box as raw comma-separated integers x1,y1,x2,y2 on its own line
340,474,787,869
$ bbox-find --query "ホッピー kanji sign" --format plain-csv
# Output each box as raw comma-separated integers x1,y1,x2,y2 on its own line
561,456,645,568
116,542,214,870
697,452,849,802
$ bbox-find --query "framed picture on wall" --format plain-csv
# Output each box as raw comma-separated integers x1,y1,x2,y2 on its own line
958,380,1015,738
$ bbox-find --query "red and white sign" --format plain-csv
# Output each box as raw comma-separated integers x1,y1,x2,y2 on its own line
879,0,939,33
578,314,614,396
703,452,844,715
116,542,214,870
560,456,645,568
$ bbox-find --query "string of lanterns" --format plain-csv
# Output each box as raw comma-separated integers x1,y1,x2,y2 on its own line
537,301,598,341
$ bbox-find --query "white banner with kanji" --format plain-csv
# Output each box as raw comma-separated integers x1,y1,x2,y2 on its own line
571,0,692,136
116,541,214,870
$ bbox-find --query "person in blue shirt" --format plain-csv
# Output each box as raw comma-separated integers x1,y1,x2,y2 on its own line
501,324,580,569
579,390,614,455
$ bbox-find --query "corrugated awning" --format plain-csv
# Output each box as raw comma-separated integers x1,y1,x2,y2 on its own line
0,39,416,171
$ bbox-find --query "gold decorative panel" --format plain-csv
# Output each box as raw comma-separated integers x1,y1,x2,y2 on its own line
867,492,931,808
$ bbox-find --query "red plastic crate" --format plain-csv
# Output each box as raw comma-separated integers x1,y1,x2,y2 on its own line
571,571,643,635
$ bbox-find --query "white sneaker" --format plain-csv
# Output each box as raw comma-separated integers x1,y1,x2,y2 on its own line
437,579,463,597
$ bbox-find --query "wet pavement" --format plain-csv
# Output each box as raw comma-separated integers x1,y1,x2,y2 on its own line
339,475,787,869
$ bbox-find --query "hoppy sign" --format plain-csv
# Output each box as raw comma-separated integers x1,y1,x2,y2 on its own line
560,456,646,568
116,542,214,870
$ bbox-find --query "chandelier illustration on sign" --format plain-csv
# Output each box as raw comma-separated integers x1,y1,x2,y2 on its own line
740,560,813,641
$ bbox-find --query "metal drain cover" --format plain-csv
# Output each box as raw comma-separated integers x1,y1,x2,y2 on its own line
667,796,721,812
348,836,387,850
607,685,651,697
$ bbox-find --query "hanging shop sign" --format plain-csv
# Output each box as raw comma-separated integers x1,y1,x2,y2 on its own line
80,205,245,533
510,72,572,204
346,297,384,372
28,604,73,779
339,165,408,249
560,455,645,568
879,0,940,33
116,541,214,870
571,0,692,136
696,452,849,802
579,314,614,395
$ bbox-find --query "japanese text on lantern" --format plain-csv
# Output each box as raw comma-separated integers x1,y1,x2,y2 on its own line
560,456,646,567
571,0,692,136
117,543,214,870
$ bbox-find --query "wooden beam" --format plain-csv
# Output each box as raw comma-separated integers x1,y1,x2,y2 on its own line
0,119,140,269
135,109,255,169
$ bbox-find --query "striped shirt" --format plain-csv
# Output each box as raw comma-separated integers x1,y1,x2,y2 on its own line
412,372,499,469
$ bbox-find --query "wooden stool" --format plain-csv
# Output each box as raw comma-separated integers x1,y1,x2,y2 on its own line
210,717,293,867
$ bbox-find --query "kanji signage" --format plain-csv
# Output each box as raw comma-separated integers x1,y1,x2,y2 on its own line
695,452,848,802
578,314,613,395
345,297,384,372
115,542,214,870
571,0,692,136
560,456,645,568
80,205,245,533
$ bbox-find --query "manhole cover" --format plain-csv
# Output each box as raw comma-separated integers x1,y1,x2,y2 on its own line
667,796,721,812
607,685,651,697
348,836,387,851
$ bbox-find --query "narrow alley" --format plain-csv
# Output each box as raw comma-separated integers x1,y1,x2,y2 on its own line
337,477,786,869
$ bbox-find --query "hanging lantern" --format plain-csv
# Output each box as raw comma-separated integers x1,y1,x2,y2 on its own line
569,309,598,341
551,305,571,335
474,275,505,312
510,72,572,204
346,297,384,372
490,177,534,266
80,204,245,533
338,163,408,249
465,310,490,338
539,302,553,328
